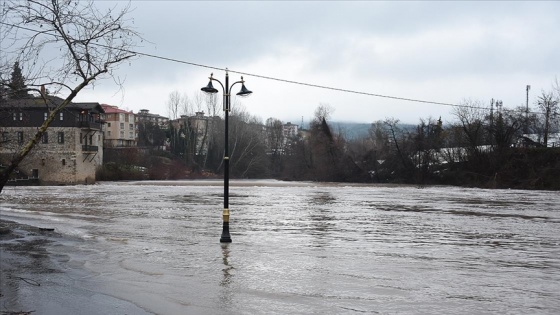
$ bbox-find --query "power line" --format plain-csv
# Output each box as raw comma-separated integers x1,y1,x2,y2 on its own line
103,46,473,109
0,21,544,115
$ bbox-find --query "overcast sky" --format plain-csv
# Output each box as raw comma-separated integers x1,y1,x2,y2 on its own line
73,1,560,124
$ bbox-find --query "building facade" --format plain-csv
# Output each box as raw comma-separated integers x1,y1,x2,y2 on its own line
136,109,169,129
101,104,137,147
283,122,299,139
135,109,169,149
0,96,104,185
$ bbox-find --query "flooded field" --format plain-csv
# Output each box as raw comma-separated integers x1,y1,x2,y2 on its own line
1,181,559,314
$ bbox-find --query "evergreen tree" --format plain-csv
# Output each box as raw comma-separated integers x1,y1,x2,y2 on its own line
10,61,30,99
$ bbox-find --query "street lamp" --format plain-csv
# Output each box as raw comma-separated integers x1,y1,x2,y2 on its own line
201,70,252,243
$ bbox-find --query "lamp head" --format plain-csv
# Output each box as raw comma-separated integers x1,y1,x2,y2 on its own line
201,73,219,94
236,77,252,97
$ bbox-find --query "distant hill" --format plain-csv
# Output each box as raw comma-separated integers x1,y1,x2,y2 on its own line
329,122,371,139
327,121,416,139
292,119,416,140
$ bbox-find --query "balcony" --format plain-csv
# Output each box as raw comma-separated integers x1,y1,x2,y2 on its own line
78,120,103,129
82,145,98,152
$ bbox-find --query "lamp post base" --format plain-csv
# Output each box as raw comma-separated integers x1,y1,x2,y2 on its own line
220,221,232,243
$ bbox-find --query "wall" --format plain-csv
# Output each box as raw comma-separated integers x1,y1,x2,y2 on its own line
0,126,103,184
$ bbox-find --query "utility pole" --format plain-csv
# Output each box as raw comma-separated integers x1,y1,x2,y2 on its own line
490,98,494,130
525,85,531,134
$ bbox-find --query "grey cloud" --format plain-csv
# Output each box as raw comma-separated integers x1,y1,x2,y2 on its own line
83,1,559,122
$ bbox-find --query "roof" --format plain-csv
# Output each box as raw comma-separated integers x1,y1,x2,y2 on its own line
0,96,104,113
136,110,168,119
101,104,133,114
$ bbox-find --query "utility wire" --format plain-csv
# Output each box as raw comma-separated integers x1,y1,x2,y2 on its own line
103,47,480,110
0,21,544,115
92,45,547,116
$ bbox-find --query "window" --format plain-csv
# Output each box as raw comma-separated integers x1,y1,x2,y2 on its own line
17,131,24,144
129,123,133,130
2,132,8,142
13,113,22,121
59,112,64,121
107,131,111,136
41,132,48,144
107,122,111,127
120,122,124,129
119,113,124,121
129,131,133,139
58,132,64,144
120,130,124,138
62,159,66,166
44,112,48,121
89,135,93,145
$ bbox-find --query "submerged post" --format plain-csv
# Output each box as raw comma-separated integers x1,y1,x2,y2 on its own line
221,72,231,243
201,70,252,243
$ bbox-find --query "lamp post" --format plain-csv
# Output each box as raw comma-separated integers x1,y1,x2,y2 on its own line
201,70,252,243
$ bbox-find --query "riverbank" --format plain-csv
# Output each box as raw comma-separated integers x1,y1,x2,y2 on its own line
0,219,153,315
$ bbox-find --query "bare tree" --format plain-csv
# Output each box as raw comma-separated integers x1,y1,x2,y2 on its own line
368,120,390,154
265,117,285,176
229,104,267,178
205,92,219,117
314,103,334,122
451,100,488,158
537,89,559,147
265,117,285,153
0,0,141,192
383,117,412,174
167,91,181,120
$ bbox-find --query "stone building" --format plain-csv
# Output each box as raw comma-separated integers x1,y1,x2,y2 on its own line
0,96,104,185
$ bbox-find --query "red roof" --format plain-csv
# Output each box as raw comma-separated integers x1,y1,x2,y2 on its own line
101,104,133,114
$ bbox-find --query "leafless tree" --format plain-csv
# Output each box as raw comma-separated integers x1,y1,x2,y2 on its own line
314,103,333,123
0,0,141,191
167,91,181,120
368,120,390,154
229,104,267,178
383,117,412,173
190,90,204,114
537,89,559,147
265,117,285,176
167,90,192,118
265,117,285,154
451,100,488,158
205,92,220,118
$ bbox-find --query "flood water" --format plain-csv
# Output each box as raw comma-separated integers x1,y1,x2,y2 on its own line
1,180,559,314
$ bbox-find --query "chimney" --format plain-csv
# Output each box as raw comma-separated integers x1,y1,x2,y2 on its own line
40,85,45,97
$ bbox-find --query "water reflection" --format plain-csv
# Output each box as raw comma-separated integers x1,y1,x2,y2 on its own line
218,244,234,312
308,192,337,248
309,191,336,206
221,244,233,287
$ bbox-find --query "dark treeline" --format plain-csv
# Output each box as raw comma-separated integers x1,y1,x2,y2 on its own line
102,87,560,190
